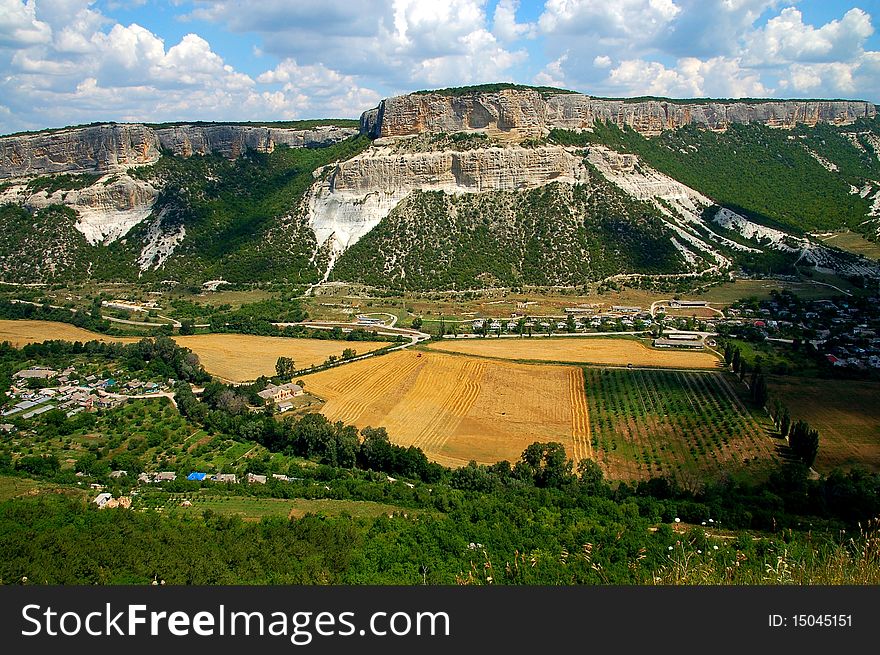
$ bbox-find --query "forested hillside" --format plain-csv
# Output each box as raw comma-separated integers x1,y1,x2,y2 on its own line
553,118,880,235
330,178,687,290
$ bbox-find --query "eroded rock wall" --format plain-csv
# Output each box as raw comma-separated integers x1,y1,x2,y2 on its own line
366,89,877,139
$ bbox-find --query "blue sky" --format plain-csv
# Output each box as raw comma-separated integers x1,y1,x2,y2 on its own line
0,0,878,133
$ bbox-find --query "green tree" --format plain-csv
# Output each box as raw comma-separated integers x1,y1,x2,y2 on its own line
789,419,820,468
515,442,573,488
411,317,423,330
179,319,196,335
275,356,296,379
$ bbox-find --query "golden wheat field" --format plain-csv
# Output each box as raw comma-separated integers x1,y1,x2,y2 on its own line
0,320,387,382
173,334,388,382
302,350,591,467
0,320,138,346
425,337,721,369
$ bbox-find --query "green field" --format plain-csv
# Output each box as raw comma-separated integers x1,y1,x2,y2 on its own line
142,493,415,521
584,368,780,485
819,231,880,261
0,475,87,502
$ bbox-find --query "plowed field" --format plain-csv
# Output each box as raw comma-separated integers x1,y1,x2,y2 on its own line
302,350,587,468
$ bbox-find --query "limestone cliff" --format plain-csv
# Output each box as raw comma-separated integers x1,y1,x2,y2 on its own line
364,88,877,139
154,125,357,159
306,144,587,274
2,173,158,245
0,123,358,179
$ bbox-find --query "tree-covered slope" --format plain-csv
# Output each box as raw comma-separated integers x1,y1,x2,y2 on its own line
552,118,880,235
0,205,131,282
129,136,370,284
330,178,687,290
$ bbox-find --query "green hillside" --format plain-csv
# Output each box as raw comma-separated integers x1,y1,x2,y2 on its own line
552,118,880,235
128,135,369,284
331,176,690,290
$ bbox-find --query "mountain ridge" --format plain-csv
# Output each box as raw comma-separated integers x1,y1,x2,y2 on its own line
0,85,879,289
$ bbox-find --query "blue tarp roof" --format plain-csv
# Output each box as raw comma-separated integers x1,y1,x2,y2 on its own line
187,472,207,481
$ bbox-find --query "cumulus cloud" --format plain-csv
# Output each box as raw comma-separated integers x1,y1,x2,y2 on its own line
534,53,568,87
189,0,529,90
538,0,682,43
493,0,536,42
0,0,383,133
537,0,876,101
745,7,873,65
606,57,769,98
0,0,51,47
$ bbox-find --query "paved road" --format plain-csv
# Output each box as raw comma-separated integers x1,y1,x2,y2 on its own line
271,321,431,375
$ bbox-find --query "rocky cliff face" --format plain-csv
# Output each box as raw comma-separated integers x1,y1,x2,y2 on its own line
154,125,357,159
365,89,877,138
306,144,587,275
0,124,161,179
0,123,358,179
1,173,158,245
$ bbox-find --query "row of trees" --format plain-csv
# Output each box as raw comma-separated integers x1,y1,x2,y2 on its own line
725,342,820,468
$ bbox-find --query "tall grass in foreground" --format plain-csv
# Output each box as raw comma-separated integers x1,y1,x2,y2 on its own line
651,519,880,585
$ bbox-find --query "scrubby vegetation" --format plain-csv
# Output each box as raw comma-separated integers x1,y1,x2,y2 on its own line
551,119,880,235
331,179,689,290
128,136,370,284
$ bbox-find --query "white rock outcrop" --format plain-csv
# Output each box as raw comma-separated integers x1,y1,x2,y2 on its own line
17,173,158,245
306,144,588,271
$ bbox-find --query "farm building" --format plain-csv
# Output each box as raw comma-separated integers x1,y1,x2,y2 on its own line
213,473,237,484
258,382,304,405
669,300,708,308
13,367,57,380
246,473,268,484
612,306,641,313
652,338,705,350
93,493,112,508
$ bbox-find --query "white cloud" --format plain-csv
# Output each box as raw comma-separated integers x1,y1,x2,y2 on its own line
745,7,873,66
0,0,382,133
593,55,612,68
257,59,382,116
492,0,536,42
189,0,528,91
539,0,682,43
534,53,568,87
606,57,769,98
0,0,51,47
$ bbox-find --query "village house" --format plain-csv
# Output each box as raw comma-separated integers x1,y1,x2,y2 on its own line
13,367,58,380
246,473,267,484
213,473,237,484
93,493,112,508
257,382,304,405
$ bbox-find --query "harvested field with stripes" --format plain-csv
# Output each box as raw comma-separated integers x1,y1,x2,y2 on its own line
302,351,586,468
767,376,880,473
425,337,721,369
0,320,137,346
584,368,780,485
